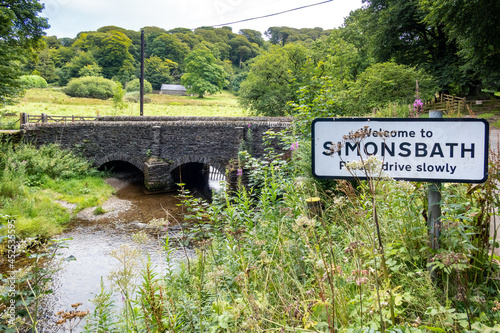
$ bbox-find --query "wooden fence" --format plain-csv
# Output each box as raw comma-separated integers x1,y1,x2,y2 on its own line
423,94,474,116
20,113,98,126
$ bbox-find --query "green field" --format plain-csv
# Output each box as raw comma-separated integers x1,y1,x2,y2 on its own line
1,88,248,128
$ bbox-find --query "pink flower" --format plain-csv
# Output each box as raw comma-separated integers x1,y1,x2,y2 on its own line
413,99,423,111
290,142,299,151
237,169,243,176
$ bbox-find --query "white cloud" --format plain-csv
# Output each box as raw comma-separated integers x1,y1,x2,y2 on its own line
41,0,363,38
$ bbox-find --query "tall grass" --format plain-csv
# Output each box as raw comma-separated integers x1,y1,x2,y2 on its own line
70,131,500,332
0,142,113,238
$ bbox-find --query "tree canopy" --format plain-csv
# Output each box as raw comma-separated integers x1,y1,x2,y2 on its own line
0,0,48,106
180,48,228,98
9,2,500,116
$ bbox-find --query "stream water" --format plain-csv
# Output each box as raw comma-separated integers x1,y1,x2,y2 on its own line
46,170,206,331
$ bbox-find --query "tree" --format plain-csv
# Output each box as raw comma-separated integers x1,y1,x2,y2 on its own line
265,27,297,46
181,48,228,98
361,0,463,93
0,0,49,106
352,62,436,112
58,51,99,85
34,48,59,83
238,46,296,116
97,31,136,82
239,29,264,47
145,56,176,90
420,0,500,91
149,33,190,66
228,35,258,68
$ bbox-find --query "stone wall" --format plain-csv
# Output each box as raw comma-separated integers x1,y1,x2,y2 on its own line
21,117,292,191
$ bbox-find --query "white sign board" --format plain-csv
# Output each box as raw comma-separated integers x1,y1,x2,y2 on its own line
312,118,489,183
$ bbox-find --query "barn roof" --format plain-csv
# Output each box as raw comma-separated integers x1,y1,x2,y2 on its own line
160,84,187,91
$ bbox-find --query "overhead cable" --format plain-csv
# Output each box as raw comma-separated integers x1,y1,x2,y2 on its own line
210,0,334,27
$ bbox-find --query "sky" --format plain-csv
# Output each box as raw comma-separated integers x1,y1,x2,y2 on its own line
41,0,364,39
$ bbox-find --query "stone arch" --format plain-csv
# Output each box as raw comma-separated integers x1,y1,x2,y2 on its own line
94,153,144,172
168,156,227,175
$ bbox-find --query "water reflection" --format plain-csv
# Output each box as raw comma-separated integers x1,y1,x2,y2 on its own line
49,174,194,332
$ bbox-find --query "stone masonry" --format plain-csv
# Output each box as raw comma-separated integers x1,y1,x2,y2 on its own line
21,116,292,192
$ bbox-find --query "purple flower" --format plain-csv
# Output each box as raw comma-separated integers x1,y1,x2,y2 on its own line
413,99,423,110
248,124,251,128
237,169,243,176
290,142,299,151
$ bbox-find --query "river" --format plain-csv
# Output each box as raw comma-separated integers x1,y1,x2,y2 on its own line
45,170,207,332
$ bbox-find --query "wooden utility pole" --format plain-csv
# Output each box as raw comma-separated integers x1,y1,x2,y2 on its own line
140,30,145,116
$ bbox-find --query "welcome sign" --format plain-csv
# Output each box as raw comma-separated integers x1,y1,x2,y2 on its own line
312,118,489,183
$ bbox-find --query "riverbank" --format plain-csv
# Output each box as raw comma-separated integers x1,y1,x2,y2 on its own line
49,174,192,332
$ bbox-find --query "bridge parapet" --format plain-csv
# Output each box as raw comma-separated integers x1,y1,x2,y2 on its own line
21,116,292,192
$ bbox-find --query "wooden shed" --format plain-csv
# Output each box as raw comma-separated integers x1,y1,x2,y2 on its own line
160,84,187,95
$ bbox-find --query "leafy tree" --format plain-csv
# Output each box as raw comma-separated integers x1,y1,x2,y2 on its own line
145,56,176,90
50,46,75,68
181,48,228,98
340,8,376,76
239,29,264,47
149,33,190,66
310,31,360,84
361,0,463,93
265,27,297,46
420,0,500,91
238,46,296,116
58,51,98,85
0,0,49,106
72,30,136,83
96,31,136,82
352,62,436,112
228,35,259,68
34,48,59,83
172,31,203,50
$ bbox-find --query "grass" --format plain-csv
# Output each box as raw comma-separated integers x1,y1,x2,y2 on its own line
0,143,114,238
1,88,247,127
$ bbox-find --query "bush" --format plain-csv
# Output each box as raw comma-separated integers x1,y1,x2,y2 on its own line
124,93,151,103
19,75,48,89
125,78,153,93
64,76,118,99
352,62,436,112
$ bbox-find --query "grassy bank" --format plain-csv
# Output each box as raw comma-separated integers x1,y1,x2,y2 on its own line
0,142,113,238
1,88,246,128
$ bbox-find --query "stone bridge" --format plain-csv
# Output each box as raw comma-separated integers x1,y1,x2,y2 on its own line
21,116,292,193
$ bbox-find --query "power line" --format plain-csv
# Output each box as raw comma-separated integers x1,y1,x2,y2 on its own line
210,0,334,28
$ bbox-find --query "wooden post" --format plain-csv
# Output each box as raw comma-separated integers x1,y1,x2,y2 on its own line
42,113,47,123
140,30,145,117
20,113,27,126
428,110,442,278
305,197,322,218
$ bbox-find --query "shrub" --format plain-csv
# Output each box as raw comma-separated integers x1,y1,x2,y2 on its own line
19,75,48,89
64,76,117,99
125,78,153,94
352,62,436,112
124,93,151,103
